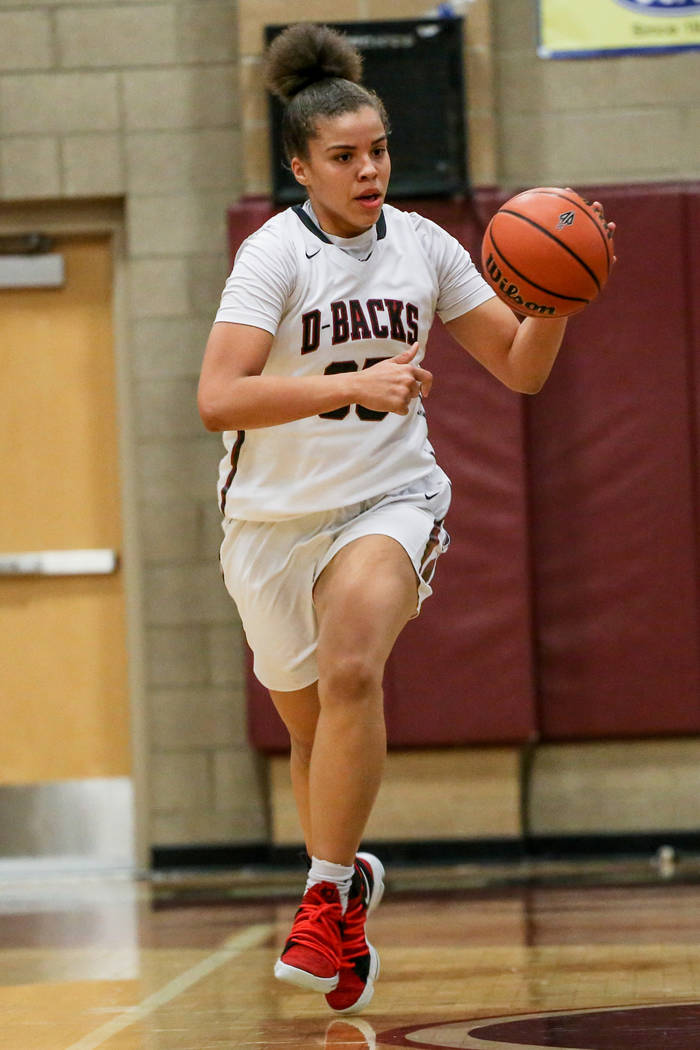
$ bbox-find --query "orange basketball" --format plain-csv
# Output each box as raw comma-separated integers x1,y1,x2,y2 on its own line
481,187,614,318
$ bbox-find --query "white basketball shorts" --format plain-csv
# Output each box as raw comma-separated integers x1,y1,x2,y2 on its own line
219,464,451,692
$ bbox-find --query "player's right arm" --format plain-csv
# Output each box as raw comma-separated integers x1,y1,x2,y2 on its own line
197,322,429,431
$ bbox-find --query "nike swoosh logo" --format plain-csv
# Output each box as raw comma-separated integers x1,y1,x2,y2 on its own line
425,491,440,500
305,247,321,258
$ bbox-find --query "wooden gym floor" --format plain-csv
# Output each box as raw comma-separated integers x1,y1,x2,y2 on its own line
3,856,700,1050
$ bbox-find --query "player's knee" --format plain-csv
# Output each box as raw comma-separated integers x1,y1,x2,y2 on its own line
320,653,382,707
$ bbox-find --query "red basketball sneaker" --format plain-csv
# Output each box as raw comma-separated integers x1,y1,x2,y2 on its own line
274,882,343,992
326,853,385,1014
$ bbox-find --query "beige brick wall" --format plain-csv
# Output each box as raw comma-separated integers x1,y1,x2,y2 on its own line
270,748,522,845
529,741,700,835
0,0,269,855
492,0,700,186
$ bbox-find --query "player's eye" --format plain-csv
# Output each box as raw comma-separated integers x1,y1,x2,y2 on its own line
334,152,352,163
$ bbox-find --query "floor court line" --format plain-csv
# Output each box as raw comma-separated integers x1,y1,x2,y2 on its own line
62,921,275,1050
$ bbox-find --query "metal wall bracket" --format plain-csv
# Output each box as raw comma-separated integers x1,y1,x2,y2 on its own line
0,549,118,576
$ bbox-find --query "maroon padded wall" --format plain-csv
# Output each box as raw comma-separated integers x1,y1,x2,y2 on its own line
383,324,537,744
226,196,278,251
527,185,700,738
246,647,288,751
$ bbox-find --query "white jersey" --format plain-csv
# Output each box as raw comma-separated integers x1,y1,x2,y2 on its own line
214,202,494,521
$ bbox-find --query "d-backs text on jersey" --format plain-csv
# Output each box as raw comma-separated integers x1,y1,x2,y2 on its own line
301,297,419,354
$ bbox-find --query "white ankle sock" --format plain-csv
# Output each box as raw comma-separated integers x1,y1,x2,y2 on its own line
306,856,354,914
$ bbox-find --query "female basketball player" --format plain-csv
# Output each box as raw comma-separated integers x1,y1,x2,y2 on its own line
198,23,614,1015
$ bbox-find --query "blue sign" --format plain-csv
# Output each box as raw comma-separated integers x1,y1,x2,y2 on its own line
613,0,700,13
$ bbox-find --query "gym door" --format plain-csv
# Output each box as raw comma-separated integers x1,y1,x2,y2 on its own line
0,235,132,866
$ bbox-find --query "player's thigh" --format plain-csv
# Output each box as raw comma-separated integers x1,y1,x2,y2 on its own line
313,533,418,676
220,515,325,693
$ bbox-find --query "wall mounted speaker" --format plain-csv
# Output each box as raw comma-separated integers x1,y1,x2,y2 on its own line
265,18,468,204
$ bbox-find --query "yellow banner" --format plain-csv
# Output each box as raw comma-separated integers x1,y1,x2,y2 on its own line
538,0,700,57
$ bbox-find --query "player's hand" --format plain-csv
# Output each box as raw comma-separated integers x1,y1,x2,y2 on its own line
356,342,432,415
564,189,617,266
392,343,433,398
584,194,617,266
593,203,616,266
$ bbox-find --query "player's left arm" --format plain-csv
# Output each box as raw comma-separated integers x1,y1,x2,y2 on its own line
446,297,568,395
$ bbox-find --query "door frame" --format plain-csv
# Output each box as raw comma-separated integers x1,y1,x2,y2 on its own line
0,198,149,871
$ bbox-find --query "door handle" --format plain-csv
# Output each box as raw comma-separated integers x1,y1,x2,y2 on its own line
0,549,118,576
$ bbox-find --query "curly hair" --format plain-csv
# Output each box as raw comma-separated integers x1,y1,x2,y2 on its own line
264,23,390,161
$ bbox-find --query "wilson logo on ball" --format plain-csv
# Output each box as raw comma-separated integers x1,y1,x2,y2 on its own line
483,253,556,315
556,211,576,230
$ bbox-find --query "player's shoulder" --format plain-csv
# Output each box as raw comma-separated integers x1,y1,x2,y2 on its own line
237,208,299,255
382,204,451,245
381,202,420,231
233,209,304,285
382,205,462,274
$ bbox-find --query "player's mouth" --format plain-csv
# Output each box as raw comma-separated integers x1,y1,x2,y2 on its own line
355,191,383,209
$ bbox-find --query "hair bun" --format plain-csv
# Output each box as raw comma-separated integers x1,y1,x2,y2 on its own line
265,24,363,102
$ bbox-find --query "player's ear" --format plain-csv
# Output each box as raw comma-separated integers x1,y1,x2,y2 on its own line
290,156,309,186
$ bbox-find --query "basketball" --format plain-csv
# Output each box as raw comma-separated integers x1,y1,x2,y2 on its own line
481,186,615,318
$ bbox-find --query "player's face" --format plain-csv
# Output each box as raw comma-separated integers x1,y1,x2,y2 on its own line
291,105,391,238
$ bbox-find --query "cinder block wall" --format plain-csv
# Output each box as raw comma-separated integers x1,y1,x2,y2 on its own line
492,0,700,187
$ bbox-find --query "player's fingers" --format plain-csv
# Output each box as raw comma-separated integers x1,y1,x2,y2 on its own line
413,365,433,396
604,220,616,264
393,341,419,364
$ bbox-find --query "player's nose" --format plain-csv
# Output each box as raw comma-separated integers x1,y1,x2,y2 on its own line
358,153,379,178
